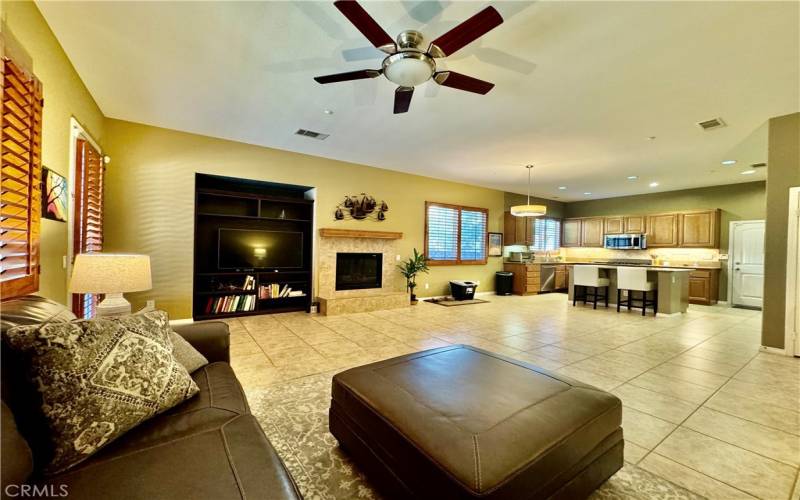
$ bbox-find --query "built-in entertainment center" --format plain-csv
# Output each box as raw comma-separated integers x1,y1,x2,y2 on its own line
193,174,313,320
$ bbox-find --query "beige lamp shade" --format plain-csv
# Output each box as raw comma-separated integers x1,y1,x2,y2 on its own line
69,253,152,294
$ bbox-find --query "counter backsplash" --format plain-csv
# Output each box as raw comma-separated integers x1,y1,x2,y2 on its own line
502,245,720,267
561,247,720,266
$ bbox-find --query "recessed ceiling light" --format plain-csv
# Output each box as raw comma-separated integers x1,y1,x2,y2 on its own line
583,192,592,195
627,175,639,180
323,109,334,115
741,169,756,175
558,186,567,190
649,182,659,187
646,136,656,140
721,159,736,165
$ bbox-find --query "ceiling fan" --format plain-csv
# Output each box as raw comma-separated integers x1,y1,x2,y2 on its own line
314,0,504,114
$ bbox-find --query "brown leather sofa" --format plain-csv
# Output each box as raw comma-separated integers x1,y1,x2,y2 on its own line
1,296,302,500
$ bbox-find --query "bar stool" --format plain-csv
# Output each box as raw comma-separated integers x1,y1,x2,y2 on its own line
573,265,610,309
616,267,658,316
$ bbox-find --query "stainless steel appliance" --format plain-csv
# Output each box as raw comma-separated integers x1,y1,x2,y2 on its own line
540,265,556,292
508,251,533,262
604,234,647,250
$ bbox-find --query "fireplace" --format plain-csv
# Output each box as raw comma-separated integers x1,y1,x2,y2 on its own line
336,253,383,291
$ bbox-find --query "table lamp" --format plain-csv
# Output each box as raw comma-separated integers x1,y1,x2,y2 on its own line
69,253,152,317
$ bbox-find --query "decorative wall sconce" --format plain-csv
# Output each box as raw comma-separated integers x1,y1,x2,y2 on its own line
335,193,388,221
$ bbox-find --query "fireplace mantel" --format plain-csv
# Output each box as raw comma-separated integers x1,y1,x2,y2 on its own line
319,228,403,239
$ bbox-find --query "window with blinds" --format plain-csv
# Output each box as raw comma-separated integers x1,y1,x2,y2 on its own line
1,57,43,298
72,139,105,318
425,202,488,265
532,217,561,251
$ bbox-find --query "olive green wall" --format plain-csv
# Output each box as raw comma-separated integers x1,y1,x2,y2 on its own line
563,181,767,300
102,119,506,319
1,0,106,303
504,193,566,219
762,112,800,349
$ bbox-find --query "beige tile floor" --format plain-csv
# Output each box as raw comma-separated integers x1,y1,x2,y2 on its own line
222,293,800,500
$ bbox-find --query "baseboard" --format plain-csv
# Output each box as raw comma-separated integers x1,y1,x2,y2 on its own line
759,345,788,356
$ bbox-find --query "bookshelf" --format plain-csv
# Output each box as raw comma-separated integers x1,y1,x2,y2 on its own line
193,174,313,320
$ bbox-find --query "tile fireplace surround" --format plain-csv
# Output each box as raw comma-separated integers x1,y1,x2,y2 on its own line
317,229,409,315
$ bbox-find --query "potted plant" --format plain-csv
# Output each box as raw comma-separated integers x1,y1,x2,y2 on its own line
397,248,430,304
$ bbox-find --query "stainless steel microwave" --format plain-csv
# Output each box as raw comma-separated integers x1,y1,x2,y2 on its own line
604,234,647,249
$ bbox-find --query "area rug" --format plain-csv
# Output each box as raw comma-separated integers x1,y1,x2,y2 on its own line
425,297,489,306
249,373,702,500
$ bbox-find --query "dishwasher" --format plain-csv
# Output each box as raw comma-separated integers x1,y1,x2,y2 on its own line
540,265,556,293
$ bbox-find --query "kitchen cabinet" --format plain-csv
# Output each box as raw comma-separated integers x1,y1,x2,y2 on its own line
562,219,582,247
555,265,567,289
581,218,604,247
679,210,719,248
604,217,625,235
688,269,719,305
625,216,646,234
504,263,540,295
647,213,680,247
503,212,533,245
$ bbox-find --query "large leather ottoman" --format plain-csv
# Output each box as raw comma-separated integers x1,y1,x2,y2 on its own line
330,345,623,499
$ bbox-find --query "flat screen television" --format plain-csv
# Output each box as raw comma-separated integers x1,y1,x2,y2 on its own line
218,228,303,270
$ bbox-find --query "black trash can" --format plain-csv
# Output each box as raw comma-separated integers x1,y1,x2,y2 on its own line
450,280,477,300
495,272,513,296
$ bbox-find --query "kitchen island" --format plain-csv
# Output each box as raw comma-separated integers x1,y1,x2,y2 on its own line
567,264,691,314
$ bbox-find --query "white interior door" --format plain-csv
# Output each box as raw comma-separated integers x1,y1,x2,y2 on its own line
731,221,765,308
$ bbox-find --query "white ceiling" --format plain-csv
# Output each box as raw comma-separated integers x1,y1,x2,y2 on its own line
38,1,799,201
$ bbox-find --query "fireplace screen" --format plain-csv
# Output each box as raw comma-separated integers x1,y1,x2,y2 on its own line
335,253,383,291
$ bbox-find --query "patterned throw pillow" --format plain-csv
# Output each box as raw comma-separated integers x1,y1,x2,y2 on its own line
169,331,208,373
2,311,199,475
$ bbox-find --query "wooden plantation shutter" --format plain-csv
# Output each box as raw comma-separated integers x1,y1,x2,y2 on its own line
425,202,488,265
72,139,104,317
532,218,561,251
1,57,43,298
459,208,487,263
425,203,459,262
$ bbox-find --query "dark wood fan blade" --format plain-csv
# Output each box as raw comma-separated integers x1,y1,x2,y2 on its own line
433,71,494,94
314,69,381,84
428,6,503,57
394,86,414,114
334,0,396,52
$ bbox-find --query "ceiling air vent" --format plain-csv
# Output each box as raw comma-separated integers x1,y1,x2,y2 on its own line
295,129,329,140
697,117,726,130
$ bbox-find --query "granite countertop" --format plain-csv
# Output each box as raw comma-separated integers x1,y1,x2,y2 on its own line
564,261,720,270
576,264,692,272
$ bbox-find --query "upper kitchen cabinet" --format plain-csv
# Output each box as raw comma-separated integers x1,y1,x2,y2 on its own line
625,216,646,234
503,211,533,245
647,213,680,247
581,218,604,247
679,209,720,247
562,218,582,247
604,216,625,235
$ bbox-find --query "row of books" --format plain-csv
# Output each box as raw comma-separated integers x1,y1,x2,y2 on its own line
204,294,256,314
259,283,306,299
239,275,256,291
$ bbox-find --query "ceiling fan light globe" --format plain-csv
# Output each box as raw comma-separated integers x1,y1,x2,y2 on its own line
382,54,435,87
510,205,547,217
